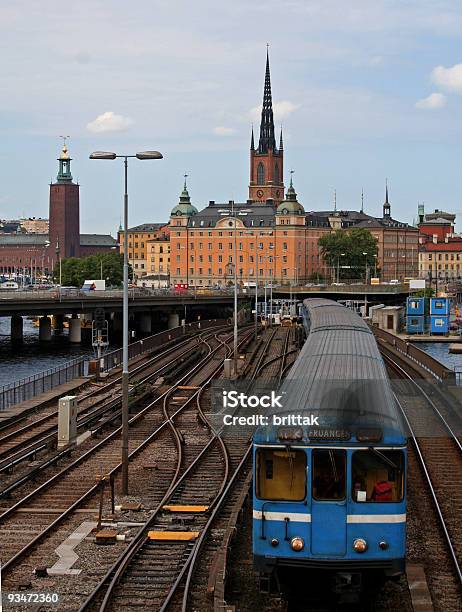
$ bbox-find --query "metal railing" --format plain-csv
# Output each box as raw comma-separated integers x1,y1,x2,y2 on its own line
0,357,87,411
0,319,224,411
99,319,222,372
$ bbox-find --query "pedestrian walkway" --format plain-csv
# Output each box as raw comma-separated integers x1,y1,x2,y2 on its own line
0,377,89,426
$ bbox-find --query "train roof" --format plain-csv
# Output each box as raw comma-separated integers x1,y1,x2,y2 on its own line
254,299,406,446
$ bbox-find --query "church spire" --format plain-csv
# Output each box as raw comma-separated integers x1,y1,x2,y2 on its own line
250,125,255,150
258,47,276,153
279,127,283,151
383,179,391,219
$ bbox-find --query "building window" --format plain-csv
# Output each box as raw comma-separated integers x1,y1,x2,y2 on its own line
274,162,279,184
218,255,223,262
257,162,265,185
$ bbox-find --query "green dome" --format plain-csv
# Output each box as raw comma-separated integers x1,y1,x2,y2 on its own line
171,180,198,217
276,179,305,215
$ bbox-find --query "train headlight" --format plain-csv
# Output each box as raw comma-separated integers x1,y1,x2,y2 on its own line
291,536,304,552
353,538,368,553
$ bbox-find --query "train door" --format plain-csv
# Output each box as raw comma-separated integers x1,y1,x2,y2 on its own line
310,449,347,555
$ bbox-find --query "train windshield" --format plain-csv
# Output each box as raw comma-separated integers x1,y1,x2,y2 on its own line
312,449,346,500
256,448,306,501
352,450,405,502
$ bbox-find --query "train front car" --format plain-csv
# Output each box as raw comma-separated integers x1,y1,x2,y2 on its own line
253,298,407,598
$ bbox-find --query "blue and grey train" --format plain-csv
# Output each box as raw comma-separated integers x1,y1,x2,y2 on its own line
253,298,407,595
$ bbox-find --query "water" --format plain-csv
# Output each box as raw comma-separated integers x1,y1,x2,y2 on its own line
0,317,97,387
412,341,462,373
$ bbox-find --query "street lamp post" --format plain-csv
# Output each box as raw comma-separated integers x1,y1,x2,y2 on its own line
90,150,163,496
363,251,368,318
336,252,345,283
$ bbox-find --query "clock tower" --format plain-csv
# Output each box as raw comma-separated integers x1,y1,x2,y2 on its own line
249,50,284,206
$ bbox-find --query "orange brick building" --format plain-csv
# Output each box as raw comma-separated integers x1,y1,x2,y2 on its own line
169,53,418,287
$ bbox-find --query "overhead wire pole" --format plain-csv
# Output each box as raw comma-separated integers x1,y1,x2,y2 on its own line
233,201,238,376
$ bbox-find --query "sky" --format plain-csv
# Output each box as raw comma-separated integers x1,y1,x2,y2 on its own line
1,0,462,234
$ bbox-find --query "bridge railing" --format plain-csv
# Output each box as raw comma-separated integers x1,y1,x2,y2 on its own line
0,319,224,411
0,357,86,412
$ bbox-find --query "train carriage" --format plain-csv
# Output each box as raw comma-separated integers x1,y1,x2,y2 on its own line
253,298,407,596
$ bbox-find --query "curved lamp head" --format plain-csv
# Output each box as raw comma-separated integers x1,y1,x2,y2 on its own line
136,151,163,160
89,151,117,160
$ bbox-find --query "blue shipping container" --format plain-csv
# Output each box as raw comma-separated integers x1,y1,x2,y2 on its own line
430,315,449,334
406,316,425,334
407,297,425,316
430,297,450,315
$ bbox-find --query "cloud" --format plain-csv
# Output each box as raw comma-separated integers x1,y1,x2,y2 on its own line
415,92,447,110
249,100,299,122
86,111,134,133
213,126,235,136
431,63,462,92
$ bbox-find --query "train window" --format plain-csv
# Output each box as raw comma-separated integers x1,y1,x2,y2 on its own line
352,450,405,502
256,448,306,501
312,449,346,501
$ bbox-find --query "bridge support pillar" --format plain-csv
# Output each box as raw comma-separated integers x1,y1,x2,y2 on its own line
11,314,23,342
168,313,180,329
139,313,152,334
39,316,52,342
52,314,64,332
69,315,81,343
113,312,123,332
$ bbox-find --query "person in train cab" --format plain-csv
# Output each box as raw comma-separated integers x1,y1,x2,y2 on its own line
372,479,393,501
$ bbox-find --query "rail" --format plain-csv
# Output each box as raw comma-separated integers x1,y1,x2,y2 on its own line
0,319,223,411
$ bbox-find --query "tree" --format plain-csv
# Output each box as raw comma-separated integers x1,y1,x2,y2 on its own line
54,252,126,287
319,229,378,281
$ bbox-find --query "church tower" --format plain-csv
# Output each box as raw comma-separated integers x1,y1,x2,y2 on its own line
49,141,80,259
249,50,284,206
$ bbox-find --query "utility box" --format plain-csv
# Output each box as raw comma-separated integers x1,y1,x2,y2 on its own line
223,358,234,378
58,396,78,447
430,297,450,316
407,297,425,316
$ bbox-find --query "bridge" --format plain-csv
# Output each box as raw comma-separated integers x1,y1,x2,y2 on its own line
0,285,408,342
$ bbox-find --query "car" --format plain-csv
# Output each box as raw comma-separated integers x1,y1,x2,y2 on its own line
389,279,400,285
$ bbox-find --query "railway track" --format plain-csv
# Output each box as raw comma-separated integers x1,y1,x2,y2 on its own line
74,326,298,612
382,348,462,610
0,327,229,497
0,328,243,593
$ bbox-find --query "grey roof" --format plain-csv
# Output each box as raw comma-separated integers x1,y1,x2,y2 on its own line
0,233,49,245
127,223,168,232
189,201,276,228
80,234,117,247
254,299,405,443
